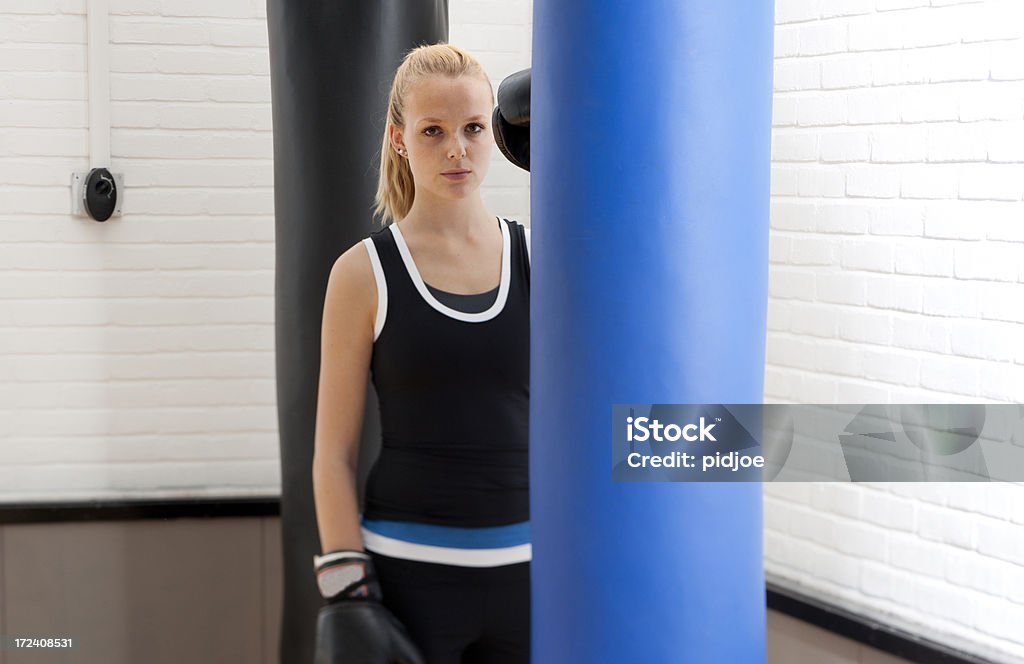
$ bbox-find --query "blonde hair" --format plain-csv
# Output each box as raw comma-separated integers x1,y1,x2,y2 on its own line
373,43,494,226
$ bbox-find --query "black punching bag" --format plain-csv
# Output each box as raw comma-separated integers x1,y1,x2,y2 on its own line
266,2,448,661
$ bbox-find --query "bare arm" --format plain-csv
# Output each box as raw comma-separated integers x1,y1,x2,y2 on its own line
312,241,377,553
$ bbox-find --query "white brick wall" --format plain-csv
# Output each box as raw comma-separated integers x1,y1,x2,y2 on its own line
766,1,1024,660
0,0,531,501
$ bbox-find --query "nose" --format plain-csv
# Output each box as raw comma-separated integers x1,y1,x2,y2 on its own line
447,134,467,160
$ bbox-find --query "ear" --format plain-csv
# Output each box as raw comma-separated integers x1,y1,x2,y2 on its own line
388,124,405,155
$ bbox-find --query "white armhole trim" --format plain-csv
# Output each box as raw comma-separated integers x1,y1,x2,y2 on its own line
361,238,387,342
523,226,531,266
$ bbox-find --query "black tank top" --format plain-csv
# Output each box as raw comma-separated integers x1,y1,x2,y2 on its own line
360,217,530,528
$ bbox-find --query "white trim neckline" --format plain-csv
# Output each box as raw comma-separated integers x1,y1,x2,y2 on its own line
390,217,511,323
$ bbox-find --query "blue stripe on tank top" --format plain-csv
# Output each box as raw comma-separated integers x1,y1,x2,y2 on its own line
361,517,531,549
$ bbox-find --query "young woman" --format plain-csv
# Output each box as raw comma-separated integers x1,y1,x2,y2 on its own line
311,44,531,663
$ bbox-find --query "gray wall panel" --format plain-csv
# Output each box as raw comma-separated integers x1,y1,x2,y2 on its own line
2,519,268,664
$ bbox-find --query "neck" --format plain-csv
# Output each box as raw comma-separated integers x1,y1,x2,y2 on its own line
400,193,494,240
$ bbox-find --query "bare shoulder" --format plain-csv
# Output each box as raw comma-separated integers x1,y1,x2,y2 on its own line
329,239,375,289
324,239,377,335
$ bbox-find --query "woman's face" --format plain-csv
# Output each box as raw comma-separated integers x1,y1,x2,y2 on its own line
392,74,494,203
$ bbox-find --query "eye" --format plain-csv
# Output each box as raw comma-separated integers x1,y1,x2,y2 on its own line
466,123,485,134
423,126,441,137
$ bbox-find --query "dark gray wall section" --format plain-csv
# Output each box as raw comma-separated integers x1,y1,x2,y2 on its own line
265,2,448,662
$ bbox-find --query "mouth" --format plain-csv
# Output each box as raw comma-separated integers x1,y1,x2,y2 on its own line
442,169,470,175
441,170,471,180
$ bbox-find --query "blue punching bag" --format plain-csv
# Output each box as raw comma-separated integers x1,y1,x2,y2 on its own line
530,2,774,662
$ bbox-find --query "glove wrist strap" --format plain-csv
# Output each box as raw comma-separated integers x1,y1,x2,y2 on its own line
313,550,381,602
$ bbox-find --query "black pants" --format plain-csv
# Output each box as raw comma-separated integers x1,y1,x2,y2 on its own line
368,552,530,664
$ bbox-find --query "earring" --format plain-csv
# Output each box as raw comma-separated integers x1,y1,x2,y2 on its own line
397,148,407,158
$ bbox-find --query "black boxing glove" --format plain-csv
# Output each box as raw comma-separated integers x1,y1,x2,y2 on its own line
492,68,530,172
313,550,425,664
